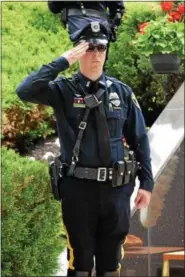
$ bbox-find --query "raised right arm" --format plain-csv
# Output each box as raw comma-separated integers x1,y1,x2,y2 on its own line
16,42,89,107
16,57,69,107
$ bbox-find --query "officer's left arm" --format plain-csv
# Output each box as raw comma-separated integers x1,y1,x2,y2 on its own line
123,89,154,193
107,1,125,26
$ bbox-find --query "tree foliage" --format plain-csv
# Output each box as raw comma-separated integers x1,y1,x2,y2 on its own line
106,2,185,126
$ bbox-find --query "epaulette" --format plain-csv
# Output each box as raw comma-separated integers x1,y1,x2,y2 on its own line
106,76,132,96
106,76,130,89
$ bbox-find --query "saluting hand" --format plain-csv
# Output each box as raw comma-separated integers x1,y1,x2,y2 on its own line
134,189,152,209
62,42,89,66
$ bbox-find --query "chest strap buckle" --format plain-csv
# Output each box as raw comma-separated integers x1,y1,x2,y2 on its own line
84,94,101,109
79,121,87,130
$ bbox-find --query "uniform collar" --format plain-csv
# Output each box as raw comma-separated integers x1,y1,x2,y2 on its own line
77,71,107,90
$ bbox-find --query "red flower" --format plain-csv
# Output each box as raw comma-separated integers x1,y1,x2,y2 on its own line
168,11,182,22
160,1,174,12
177,4,185,14
138,22,149,34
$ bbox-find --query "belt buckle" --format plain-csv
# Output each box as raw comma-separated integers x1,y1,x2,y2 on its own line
97,167,107,182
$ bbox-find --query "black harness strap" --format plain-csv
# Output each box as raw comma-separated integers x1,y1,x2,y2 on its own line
67,82,106,176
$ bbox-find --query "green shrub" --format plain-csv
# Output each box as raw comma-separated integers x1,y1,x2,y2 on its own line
1,147,65,276
2,104,56,148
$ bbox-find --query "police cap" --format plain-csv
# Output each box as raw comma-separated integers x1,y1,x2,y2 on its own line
71,22,109,45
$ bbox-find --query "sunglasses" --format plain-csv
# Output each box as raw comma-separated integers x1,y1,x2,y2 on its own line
86,44,107,52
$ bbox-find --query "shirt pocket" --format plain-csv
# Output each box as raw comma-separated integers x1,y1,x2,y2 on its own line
106,109,126,138
65,107,85,132
66,106,85,118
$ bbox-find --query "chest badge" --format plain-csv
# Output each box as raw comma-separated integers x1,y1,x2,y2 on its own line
109,92,121,110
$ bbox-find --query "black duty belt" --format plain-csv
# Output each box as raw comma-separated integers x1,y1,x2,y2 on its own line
68,8,108,20
72,158,140,187
74,167,112,182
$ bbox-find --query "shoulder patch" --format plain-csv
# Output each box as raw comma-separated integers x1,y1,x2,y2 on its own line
131,92,141,110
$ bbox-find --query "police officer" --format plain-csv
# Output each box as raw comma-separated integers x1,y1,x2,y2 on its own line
16,22,154,276
48,1,125,42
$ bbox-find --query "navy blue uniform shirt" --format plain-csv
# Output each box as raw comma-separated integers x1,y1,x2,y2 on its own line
16,56,154,193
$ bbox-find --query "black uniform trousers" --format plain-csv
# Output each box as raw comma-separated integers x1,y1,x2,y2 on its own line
60,176,131,275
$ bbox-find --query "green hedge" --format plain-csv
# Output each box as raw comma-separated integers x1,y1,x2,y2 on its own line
1,147,65,276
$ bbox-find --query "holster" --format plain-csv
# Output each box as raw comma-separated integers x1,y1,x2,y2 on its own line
48,156,68,201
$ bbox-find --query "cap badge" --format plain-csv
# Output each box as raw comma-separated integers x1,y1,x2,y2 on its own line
91,22,100,33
